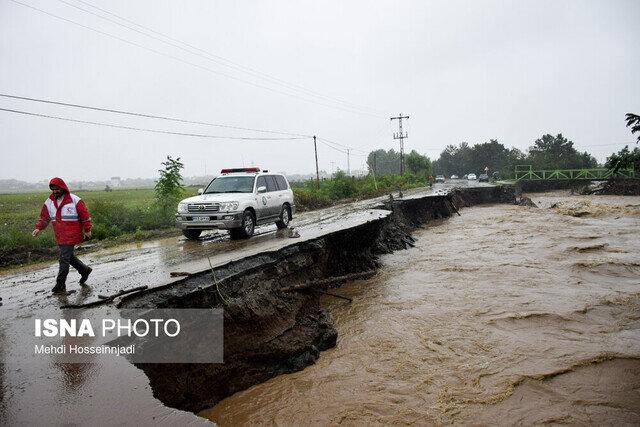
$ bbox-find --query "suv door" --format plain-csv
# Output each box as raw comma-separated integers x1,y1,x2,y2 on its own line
273,174,289,204
264,175,280,217
255,176,270,221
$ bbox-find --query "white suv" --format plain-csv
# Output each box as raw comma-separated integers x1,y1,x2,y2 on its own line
176,168,295,239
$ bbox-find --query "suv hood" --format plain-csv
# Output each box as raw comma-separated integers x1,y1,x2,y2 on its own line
181,193,252,204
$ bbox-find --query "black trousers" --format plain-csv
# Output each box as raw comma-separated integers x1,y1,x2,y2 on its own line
56,245,89,286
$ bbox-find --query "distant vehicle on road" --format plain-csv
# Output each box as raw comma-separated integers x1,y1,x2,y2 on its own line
450,174,459,179
467,173,477,180
478,173,489,182
435,175,445,183
176,168,295,240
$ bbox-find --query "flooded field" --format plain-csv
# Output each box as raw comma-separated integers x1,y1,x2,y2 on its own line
201,192,640,425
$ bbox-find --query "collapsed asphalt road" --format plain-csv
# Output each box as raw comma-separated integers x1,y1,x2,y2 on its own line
0,181,503,425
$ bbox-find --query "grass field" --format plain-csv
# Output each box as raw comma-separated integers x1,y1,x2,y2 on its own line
0,188,200,254
0,174,427,265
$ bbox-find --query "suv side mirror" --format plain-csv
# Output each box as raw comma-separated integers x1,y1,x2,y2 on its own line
257,186,267,194
197,188,204,195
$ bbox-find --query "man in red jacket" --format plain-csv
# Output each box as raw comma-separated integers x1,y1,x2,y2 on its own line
32,177,93,293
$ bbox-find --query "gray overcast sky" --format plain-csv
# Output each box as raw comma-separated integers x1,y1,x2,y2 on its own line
1,0,638,182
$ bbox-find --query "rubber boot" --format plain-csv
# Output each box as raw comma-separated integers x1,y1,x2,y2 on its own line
51,277,66,294
79,266,92,285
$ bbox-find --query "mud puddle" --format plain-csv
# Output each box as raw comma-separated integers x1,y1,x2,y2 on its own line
200,196,640,425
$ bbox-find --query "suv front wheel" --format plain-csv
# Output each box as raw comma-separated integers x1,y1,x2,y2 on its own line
231,209,255,239
182,229,202,240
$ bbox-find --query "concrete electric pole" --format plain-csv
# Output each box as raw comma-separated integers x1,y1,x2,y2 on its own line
390,113,409,175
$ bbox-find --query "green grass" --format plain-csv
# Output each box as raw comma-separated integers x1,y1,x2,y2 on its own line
0,187,199,253
0,175,426,260
292,171,427,211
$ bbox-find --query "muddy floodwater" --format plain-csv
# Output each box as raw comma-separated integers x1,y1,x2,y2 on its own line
200,192,640,425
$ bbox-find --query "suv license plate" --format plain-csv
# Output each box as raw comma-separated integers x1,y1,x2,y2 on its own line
194,217,209,222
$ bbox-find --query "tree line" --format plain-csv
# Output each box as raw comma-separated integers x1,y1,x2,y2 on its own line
364,132,636,179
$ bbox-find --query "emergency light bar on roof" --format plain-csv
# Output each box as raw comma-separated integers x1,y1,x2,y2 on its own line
220,167,261,174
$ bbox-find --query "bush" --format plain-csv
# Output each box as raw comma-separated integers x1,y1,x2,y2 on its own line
89,200,174,240
292,172,426,211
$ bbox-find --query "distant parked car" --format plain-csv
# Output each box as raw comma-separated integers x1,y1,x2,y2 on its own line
450,174,459,179
467,173,477,180
435,175,445,183
478,173,489,182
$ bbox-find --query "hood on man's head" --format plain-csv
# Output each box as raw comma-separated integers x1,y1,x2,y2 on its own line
49,177,69,193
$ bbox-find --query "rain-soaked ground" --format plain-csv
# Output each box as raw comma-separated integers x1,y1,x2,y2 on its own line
200,191,640,425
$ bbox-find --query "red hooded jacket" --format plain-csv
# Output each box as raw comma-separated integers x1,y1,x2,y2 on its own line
35,177,92,245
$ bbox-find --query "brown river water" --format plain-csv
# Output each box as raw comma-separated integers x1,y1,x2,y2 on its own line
200,192,640,425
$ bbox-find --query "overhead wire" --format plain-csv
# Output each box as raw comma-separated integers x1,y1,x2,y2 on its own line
316,139,347,154
7,0,386,119
0,93,376,154
317,136,367,153
58,0,387,116
0,107,309,141
0,93,312,137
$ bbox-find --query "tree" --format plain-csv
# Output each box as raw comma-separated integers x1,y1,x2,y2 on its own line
366,149,401,175
626,113,640,144
155,156,185,215
432,140,524,178
605,145,640,173
405,150,432,176
526,134,597,170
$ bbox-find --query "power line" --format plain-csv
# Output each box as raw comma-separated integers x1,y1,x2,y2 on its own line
7,0,386,119
316,139,347,154
0,93,373,154
0,93,311,137
317,136,367,153
0,107,309,141
58,0,386,116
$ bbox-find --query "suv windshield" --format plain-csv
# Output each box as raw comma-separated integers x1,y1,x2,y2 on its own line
204,176,255,194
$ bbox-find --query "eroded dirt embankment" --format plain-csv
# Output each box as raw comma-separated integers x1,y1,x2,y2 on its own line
122,186,515,413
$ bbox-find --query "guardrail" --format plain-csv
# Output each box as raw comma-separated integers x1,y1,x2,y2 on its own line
514,165,636,181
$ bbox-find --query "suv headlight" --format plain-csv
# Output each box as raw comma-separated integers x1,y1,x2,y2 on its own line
178,203,188,213
220,201,239,211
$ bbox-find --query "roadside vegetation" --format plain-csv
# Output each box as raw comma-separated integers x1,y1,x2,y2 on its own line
0,156,194,267
0,169,427,260
292,170,427,211
0,187,199,261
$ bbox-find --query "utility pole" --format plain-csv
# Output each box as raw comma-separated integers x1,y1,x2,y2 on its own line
313,135,320,189
391,113,410,175
372,152,378,190
346,149,350,175
372,152,377,175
